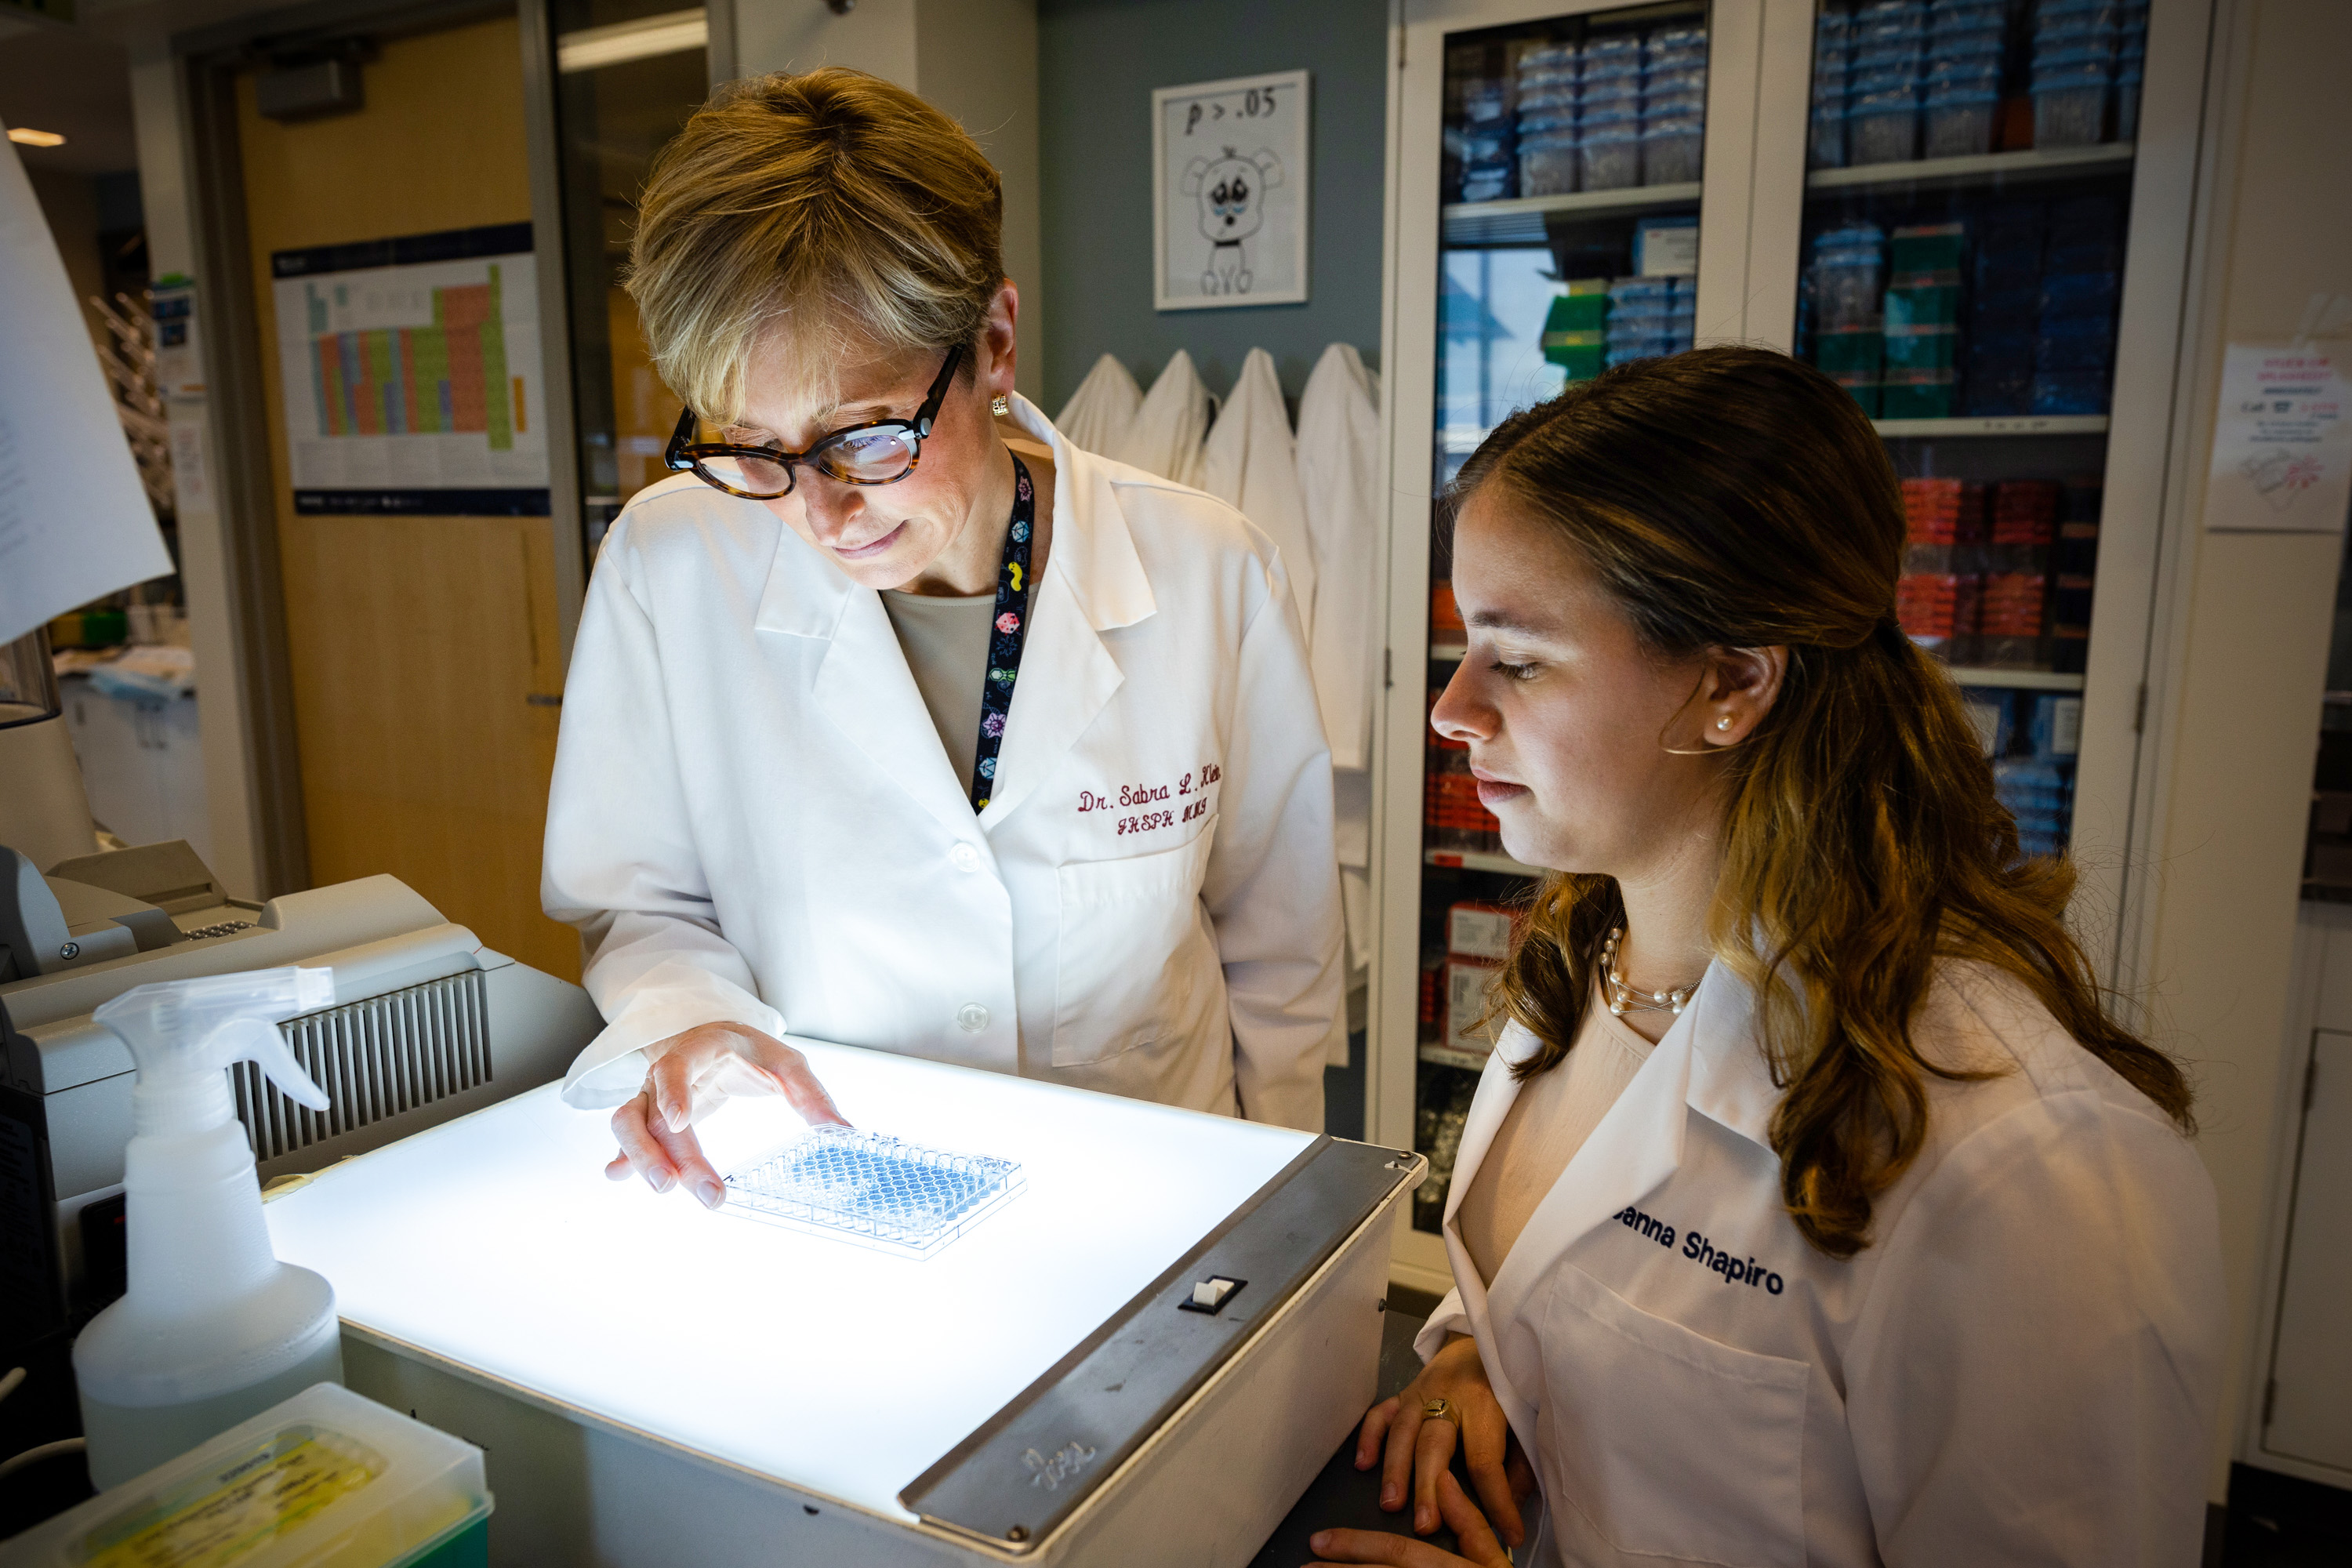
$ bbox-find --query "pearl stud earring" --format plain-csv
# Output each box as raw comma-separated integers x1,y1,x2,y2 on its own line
1716,716,1733,731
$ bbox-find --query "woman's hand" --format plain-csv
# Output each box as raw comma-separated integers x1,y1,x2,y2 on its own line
1308,1471,1511,1567
604,1022,849,1207
1354,1334,1533,1547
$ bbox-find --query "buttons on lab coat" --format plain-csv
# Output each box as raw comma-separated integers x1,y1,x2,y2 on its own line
950,843,982,873
956,1004,990,1033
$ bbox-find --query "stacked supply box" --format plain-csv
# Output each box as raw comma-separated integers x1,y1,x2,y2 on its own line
1966,203,2043,415
1604,275,1696,365
2031,0,2119,148
1809,222,1887,412
1848,0,1926,165
1446,38,1516,202
1923,0,2006,158
1980,478,2057,665
1882,222,1965,418
2033,194,2124,413
1577,32,1643,191
1641,23,1708,184
2116,0,2148,138
1426,691,1501,853
1540,278,1611,381
1995,691,2082,857
1896,477,1986,655
1443,902,1517,1060
2052,477,2102,672
1516,40,1581,197
1809,9,1851,168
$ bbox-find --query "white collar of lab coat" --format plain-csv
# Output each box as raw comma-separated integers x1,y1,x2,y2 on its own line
750,393,1156,639
749,394,1157,833
1437,956,1784,1446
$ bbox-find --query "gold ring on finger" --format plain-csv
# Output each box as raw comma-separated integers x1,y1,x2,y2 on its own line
1421,1398,1457,1427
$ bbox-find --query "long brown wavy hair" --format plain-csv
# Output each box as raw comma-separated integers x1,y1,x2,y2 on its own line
1461,346,2191,1260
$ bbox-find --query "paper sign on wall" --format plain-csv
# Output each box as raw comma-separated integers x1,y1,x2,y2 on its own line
1152,71,1311,313
2205,343,2350,534
269,223,549,517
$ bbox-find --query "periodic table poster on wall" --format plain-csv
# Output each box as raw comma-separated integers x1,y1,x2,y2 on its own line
269,223,550,516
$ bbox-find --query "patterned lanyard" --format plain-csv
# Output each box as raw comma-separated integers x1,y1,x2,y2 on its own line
971,453,1036,812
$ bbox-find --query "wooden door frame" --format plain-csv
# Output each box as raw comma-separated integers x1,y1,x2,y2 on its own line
172,0,587,896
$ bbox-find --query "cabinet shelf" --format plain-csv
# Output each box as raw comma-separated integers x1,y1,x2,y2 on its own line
1420,1044,1496,1073
1441,182,1703,246
1947,667,2086,691
1425,848,1546,878
1874,415,2111,438
1807,142,2134,197
1432,641,2082,692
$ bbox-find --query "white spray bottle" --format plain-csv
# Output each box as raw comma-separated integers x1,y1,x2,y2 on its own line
73,965,343,1490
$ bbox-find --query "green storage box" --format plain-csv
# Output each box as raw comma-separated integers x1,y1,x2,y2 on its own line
1813,328,1884,375
1889,222,1966,275
1883,284,1960,329
1882,327,1958,370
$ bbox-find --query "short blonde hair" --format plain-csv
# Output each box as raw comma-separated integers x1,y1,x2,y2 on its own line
628,67,1004,423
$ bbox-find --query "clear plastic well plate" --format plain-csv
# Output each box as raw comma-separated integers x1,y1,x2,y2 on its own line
720,1125,1025,1258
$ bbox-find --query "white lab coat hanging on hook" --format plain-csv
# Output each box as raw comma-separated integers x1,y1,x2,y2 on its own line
1117,349,1214,488
1055,353,1143,457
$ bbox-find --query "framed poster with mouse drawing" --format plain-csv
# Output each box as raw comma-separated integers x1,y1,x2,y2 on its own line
1152,70,1310,312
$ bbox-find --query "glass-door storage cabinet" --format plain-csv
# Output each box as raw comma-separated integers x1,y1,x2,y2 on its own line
1373,0,2209,1295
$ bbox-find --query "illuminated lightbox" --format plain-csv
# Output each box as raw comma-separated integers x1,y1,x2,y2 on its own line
263,1038,1421,1566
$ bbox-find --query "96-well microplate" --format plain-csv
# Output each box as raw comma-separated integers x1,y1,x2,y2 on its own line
720,1126,1025,1258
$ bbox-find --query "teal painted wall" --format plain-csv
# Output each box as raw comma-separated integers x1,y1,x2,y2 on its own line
1036,0,1390,409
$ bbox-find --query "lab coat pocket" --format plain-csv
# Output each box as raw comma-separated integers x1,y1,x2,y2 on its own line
1051,817,1220,1066
1534,1263,1808,1568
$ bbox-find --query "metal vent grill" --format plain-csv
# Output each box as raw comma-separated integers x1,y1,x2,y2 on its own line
231,969,490,1163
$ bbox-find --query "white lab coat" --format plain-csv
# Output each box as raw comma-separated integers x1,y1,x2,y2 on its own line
1416,960,2223,1568
542,395,1342,1132
1055,353,1143,458
1294,345,1382,985
1204,349,1316,649
1116,348,1214,488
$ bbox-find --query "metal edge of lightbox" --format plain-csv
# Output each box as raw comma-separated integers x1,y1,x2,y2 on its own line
897,1135,1428,1554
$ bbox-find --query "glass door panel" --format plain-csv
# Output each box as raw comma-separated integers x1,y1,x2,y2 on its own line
1795,0,2143,862
1412,0,1713,1233
548,2,710,557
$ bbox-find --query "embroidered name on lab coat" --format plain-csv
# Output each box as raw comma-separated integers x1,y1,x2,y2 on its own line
1613,1205,1786,1296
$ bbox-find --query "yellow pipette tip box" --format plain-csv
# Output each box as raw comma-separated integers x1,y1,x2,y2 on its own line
4,1383,489,1568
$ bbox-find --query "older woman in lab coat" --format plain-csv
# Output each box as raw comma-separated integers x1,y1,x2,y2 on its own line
1312,349,2222,1568
541,69,1341,1206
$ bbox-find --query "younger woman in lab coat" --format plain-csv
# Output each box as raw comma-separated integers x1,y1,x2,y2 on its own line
541,70,1341,1206
1312,347,2222,1568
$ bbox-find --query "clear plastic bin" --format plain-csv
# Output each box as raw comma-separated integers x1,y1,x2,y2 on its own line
1580,123,1641,191
1809,106,1848,169
1519,133,1579,198
1518,108,1578,135
2031,369,2109,416
9,1385,489,1568
1583,35,1642,71
1849,96,1922,164
1922,89,1998,157
2033,0,2124,34
1518,83,1578,112
1642,92,1707,125
1929,0,2006,32
1642,120,1704,183
2032,74,2111,147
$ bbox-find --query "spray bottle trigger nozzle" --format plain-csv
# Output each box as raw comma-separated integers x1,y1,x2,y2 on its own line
218,1015,330,1112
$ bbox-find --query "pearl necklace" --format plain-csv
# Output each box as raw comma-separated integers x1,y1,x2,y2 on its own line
1600,928,1702,1017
